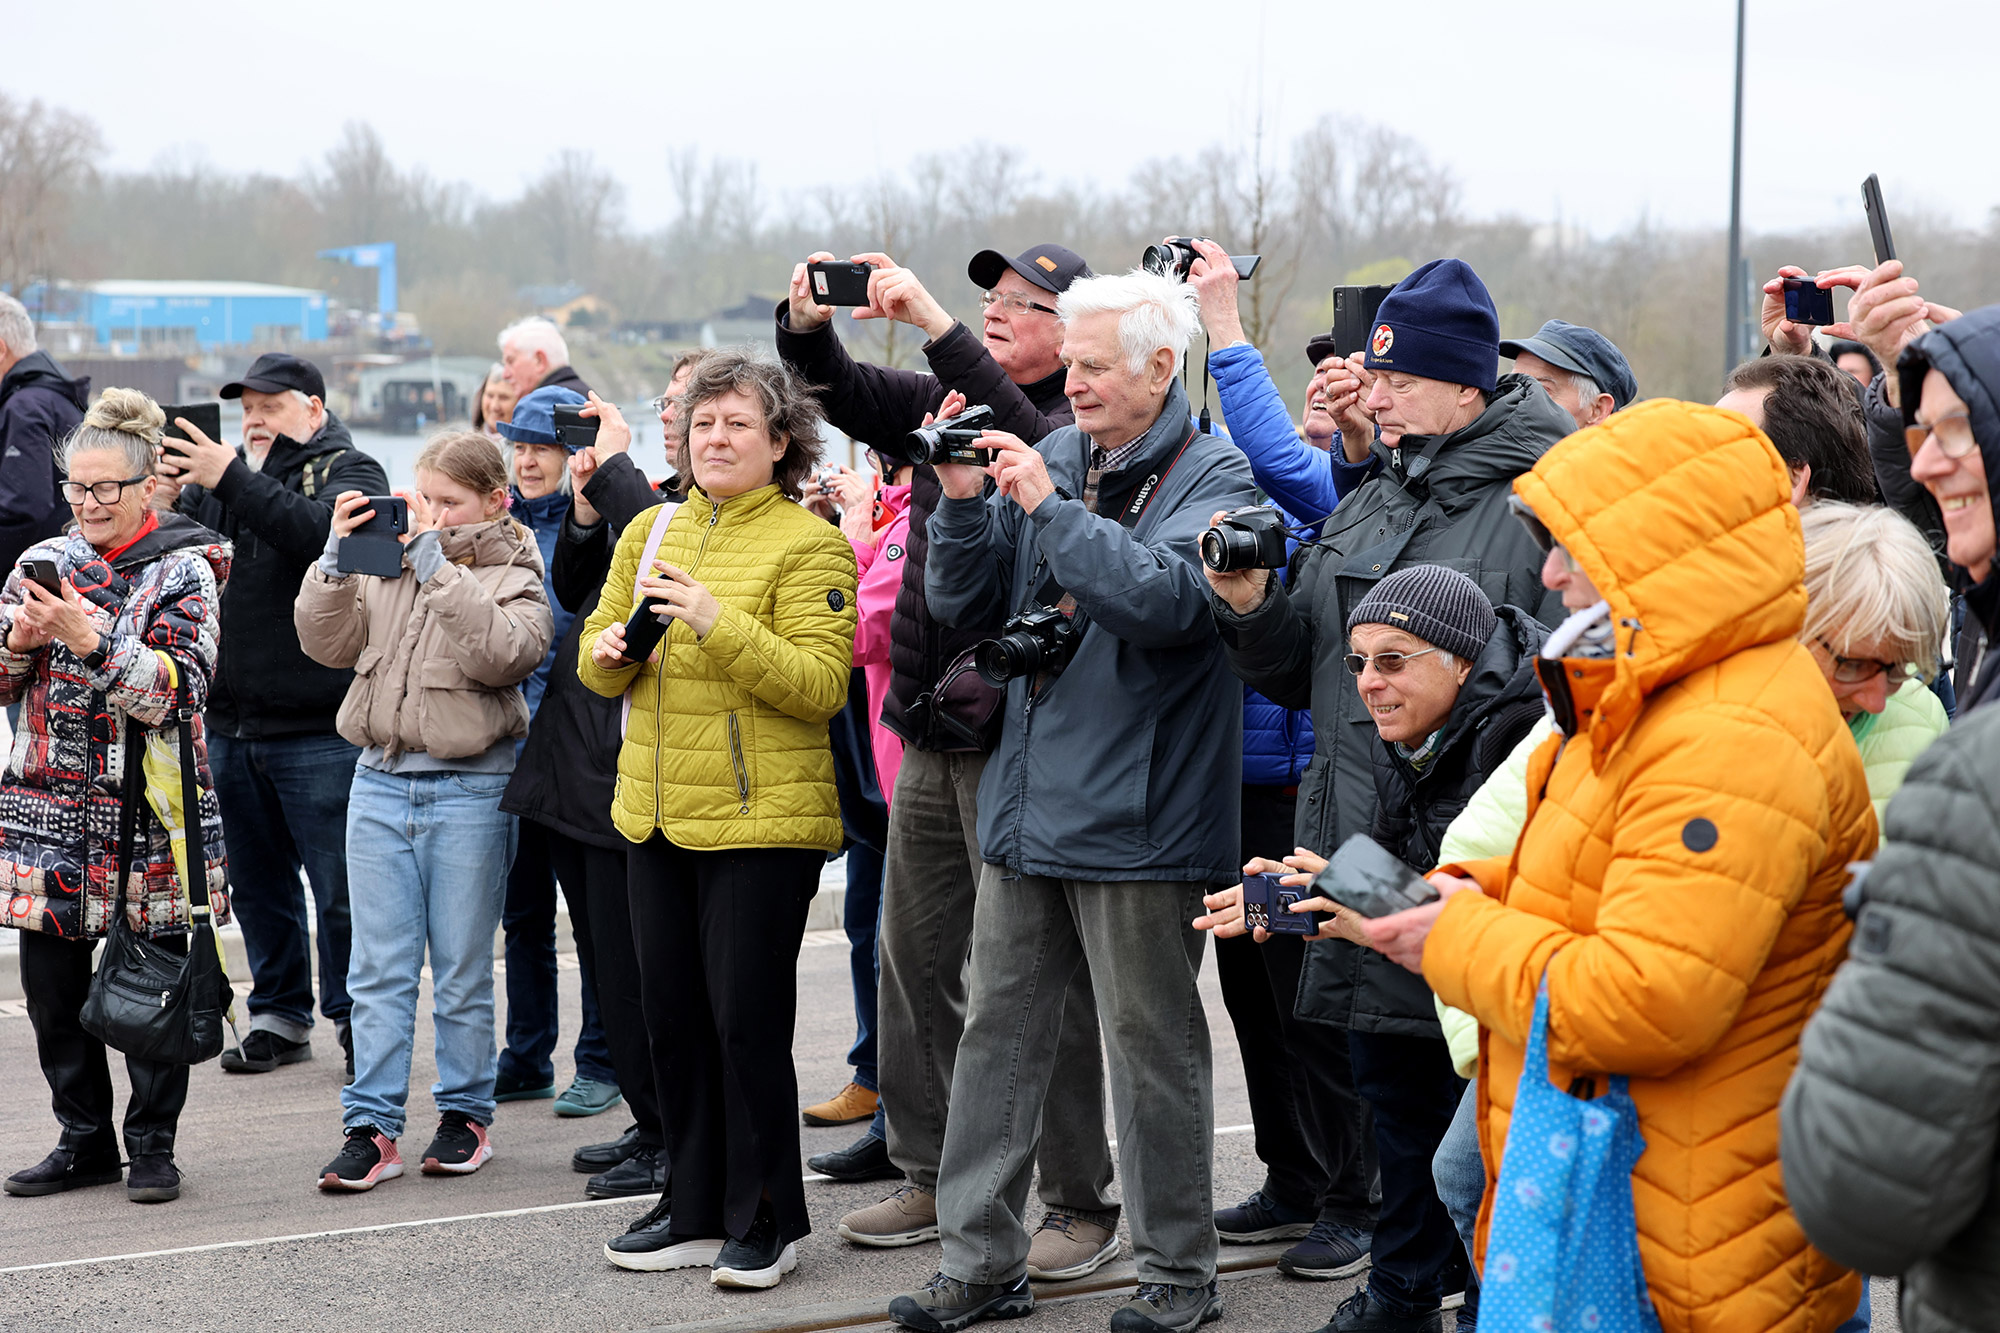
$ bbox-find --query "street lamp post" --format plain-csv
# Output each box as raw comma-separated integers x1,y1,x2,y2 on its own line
1724,0,1748,378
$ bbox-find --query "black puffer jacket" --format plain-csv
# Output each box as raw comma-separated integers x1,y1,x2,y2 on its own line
0,351,88,574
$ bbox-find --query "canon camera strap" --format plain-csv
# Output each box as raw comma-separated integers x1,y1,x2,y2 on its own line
1029,418,1201,611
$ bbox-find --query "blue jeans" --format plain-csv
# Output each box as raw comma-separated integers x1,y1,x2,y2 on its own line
843,841,887,1139
1432,1078,1485,1327
208,732,360,1039
497,818,616,1088
341,766,516,1139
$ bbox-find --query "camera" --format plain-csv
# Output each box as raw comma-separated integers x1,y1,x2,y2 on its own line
974,604,1082,686
806,260,876,306
1141,236,1262,283
1201,506,1290,573
906,403,999,466
551,402,599,450
1782,276,1836,327
1242,872,1324,936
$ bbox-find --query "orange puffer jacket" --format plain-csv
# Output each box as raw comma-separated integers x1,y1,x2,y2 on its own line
1422,400,1876,1333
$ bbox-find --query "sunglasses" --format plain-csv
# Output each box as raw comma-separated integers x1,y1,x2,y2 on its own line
1344,647,1441,676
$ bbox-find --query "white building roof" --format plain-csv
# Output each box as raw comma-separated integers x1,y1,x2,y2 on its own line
86,280,326,299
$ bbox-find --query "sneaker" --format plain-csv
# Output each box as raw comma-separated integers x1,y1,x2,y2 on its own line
1215,1188,1317,1243
838,1183,940,1247
1309,1287,1443,1333
493,1068,555,1102
1109,1280,1223,1332
4,1143,123,1197
1025,1212,1119,1281
587,1145,666,1199
710,1203,797,1289
604,1196,725,1272
220,1030,312,1074
554,1076,623,1118
1280,1217,1373,1280
802,1080,879,1127
419,1112,493,1175
126,1153,181,1203
808,1131,904,1183
572,1124,643,1173
319,1126,403,1192
888,1272,1034,1331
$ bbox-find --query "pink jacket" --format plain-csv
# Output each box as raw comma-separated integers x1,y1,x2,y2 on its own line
850,483,911,807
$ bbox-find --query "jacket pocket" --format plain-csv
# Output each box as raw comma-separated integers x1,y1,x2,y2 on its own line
726,711,750,815
416,658,515,760
336,646,385,748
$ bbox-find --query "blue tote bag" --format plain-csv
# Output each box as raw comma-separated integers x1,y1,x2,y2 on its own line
1479,976,1663,1333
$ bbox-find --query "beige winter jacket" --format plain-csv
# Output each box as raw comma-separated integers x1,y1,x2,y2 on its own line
294,518,553,759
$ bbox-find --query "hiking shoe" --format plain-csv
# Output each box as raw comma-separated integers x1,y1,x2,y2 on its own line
220,1030,312,1074
554,1076,623,1118
1279,1217,1373,1280
809,1131,903,1183
802,1080,879,1126
572,1124,644,1173
1215,1187,1316,1243
838,1183,940,1247
4,1143,123,1196
1310,1287,1443,1333
419,1112,492,1175
1109,1280,1223,1332
604,1196,725,1272
319,1126,403,1192
126,1153,181,1203
1025,1212,1119,1280
493,1068,555,1102
587,1145,666,1199
888,1273,1034,1331
711,1204,797,1289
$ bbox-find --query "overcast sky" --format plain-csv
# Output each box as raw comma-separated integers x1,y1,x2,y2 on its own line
8,0,1995,239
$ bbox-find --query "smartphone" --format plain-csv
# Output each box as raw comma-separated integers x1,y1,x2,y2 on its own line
1783,276,1836,326
1241,871,1324,936
1862,173,1897,265
551,403,598,451
159,403,222,449
336,496,410,578
806,260,877,306
1310,833,1442,919
1332,285,1396,360
19,558,61,599
620,597,670,665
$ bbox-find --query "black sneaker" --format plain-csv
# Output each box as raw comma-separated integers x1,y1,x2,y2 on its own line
419,1111,492,1175
807,1131,903,1183
572,1124,643,1174
1280,1216,1373,1280
319,1125,403,1192
711,1203,797,1289
1109,1280,1223,1332
492,1067,555,1102
603,1196,724,1272
587,1145,666,1199
889,1273,1034,1331
1215,1188,1316,1243
126,1153,181,1203
1310,1287,1443,1333
220,1030,312,1074
4,1143,123,1197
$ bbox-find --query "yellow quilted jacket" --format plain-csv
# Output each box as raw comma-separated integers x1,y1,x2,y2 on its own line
577,483,856,852
1423,400,1876,1333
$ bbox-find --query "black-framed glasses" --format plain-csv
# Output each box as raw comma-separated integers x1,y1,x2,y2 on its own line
1905,412,1977,460
1816,637,1909,685
980,291,1058,317
1344,647,1441,676
62,474,150,505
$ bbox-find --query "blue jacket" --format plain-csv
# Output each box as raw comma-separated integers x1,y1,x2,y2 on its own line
512,487,577,717
1209,341,1377,533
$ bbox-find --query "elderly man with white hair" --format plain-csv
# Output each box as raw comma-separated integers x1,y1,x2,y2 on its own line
0,293,89,576
887,270,1257,1333
498,316,591,400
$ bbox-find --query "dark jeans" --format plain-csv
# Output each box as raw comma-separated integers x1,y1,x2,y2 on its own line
208,731,359,1039
843,839,886,1137
1218,783,1379,1226
21,930,189,1158
628,835,820,1246
1348,1030,1465,1318
544,830,662,1147
498,819,615,1088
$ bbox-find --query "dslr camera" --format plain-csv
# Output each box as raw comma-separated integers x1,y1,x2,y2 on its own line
975,604,1082,686
1141,236,1262,282
1201,505,1290,573
906,403,998,466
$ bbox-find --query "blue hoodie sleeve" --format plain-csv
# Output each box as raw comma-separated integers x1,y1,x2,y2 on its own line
1209,343,1376,532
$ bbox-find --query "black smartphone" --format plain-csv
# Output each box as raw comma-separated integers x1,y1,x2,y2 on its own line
551,403,599,451
160,402,222,448
620,597,670,664
1332,285,1396,360
1310,833,1442,919
806,260,877,306
336,497,410,578
1783,276,1836,326
1241,871,1324,936
1862,173,1897,265
19,558,61,599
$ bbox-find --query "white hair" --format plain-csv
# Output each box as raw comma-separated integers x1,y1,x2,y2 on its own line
1056,269,1200,378
1800,501,1950,680
1565,370,1603,408
0,293,36,358
498,316,569,368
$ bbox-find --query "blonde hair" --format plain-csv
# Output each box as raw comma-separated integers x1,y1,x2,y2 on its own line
1800,501,1949,680
61,387,164,476
416,431,509,498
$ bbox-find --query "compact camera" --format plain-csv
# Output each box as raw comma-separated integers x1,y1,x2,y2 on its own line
1141,236,1262,283
1201,505,1291,573
906,403,999,466
974,604,1082,686
1242,872,1324,936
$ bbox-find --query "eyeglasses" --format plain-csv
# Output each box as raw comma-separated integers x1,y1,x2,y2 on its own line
62,474,151,505
981,291,1058,317
1816,637,1909,685
1507,494,1581,572
648,393,673,415
1344,647,1441,676
1905,412,1977,459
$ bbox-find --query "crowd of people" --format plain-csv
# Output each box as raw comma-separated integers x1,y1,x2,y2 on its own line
0,216,1993,1332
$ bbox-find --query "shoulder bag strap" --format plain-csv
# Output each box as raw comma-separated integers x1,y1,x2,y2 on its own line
113,719,145,926
177,712,209,917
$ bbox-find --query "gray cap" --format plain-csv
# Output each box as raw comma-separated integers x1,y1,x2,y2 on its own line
1346,564,1496,662
1500,319,1638,410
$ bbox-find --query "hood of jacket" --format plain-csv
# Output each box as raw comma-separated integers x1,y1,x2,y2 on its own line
434,516,544,576
1372,372,1577,514
1413,605,1550,771
1511,398,1805,764
260,410,355,472
84,509,232,587
0,351,90,414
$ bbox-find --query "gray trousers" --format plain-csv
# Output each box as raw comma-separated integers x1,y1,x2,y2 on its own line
936,866,1219,1289
877,748,1118,1224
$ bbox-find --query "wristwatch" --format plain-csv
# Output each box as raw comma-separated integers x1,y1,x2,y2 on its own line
81,643,109,673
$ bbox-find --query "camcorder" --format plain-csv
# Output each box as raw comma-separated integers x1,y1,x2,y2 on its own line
1141,237,1261,282
906,403,999,466
1309,834,1441,918
1332,285,1396,359
1241,872,1325,936
1782,276,1836,327
1201,505,1291,573
551,403,599,450
974,604,1081,686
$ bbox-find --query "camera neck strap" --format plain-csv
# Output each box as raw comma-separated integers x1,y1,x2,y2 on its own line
1030,420,1200,614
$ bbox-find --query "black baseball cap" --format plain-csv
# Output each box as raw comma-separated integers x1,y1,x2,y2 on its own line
1305,329,1341,369
220,352,326,402
967,244,1092,298
1499,320,1638,411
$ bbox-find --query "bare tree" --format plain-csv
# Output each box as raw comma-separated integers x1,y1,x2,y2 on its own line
0,92,105,293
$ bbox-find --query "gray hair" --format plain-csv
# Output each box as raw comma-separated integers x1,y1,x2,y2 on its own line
1800,501,1950,681
61,386,161,476
498,316,569,368
1566,370,1603,409
0,293,35,358
1056,269,1200,378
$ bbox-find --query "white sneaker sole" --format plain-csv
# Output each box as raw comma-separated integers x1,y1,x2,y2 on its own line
838,1220,940,1248
604,1237,725,1272
1027,1234,1120,1281
710,1242,797,1289
1217,1221,1315,1243
318,1161,404,1192
421,1143,493,1175
1277,1251,1371,1281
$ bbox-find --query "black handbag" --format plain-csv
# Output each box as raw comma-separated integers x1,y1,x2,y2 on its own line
78,709,232,1066
905,649,1005,753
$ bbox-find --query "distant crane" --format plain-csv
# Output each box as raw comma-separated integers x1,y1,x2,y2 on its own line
318,243,398,333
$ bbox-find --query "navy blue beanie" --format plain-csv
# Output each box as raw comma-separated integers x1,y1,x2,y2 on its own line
1362,258,1500,393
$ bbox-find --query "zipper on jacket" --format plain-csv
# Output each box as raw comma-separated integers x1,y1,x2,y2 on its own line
727,710,750,814
652,499,725,831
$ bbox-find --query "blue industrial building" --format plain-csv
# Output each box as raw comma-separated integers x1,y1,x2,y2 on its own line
20,280,329,352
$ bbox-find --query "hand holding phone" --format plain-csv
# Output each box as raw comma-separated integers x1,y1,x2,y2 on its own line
19,558,62,600
805,260,877,307
335,493,411,577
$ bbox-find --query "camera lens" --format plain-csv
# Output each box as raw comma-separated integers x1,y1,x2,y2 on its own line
1201,524,1259,573
975,632,1040,687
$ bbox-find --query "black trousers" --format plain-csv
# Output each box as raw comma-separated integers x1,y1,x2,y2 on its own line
21,929,190,1159
546,830,663,1147
1348,1030,1464,1317
1216,783,1379,1225
627,835,819,1245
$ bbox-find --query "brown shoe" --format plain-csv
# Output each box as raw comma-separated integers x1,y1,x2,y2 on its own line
836,1183,939,1247
802,1081,879,1127
1025,1212,1119,1281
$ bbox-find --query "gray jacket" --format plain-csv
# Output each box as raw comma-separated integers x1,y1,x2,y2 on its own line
1780,704,2000,1333
925,380,1257,882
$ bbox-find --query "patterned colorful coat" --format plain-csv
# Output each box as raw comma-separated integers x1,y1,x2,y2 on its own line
0,513,231,940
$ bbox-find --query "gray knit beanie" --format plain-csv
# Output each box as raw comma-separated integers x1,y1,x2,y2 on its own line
1345,564,1496,662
